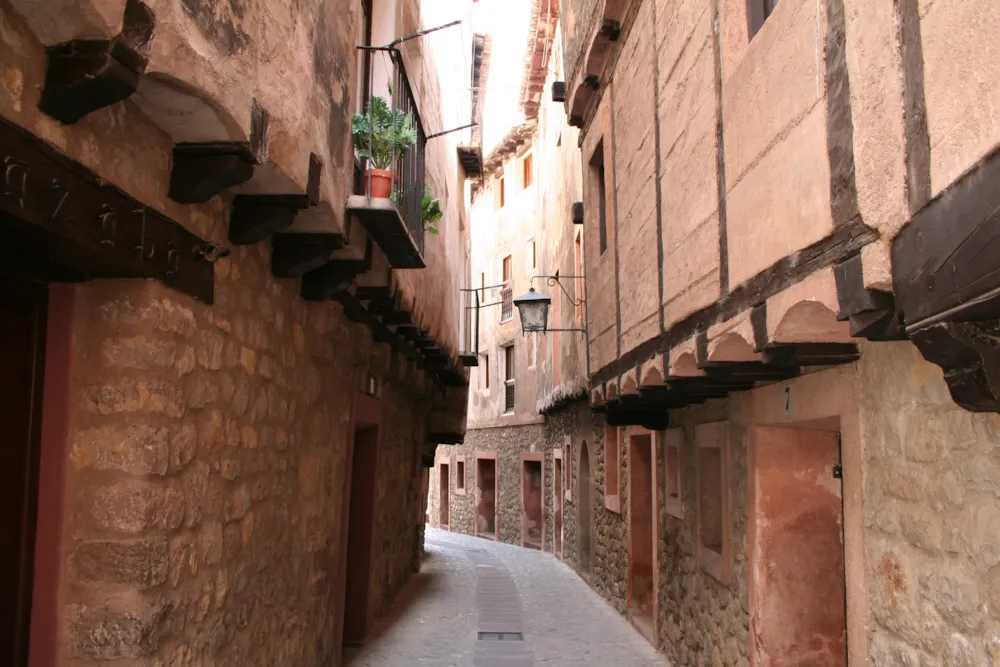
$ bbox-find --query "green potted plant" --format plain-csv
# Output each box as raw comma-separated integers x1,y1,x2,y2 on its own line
352,95,417,199
422,186,442,235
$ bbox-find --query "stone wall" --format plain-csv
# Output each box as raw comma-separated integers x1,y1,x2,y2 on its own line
859,341,1000,665
61,243,429,666
431,423,546,546
655,402,750,666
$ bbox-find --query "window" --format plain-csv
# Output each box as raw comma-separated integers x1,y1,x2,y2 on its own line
574,230,584,322
456,457,466,495
663,428,683,519
500,255,513,322
696,422,729,583
748,0,779,39
355,0,373,115
480,271,486,302
522,152,534,189
494,174,506,210
503,345,515,414
527,239,536,271
482,353,490,389
604,424,620,512
590,141,608,255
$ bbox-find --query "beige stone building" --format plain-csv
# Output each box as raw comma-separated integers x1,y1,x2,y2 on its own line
428,1,592,556
439,0,1000,664
0,0,474,665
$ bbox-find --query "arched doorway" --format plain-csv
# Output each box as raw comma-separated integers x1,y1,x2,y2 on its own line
578,440,593,580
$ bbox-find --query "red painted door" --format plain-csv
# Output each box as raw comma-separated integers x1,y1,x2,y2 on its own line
0,276,47,667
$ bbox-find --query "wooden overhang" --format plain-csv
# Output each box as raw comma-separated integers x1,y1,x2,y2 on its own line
892,147,1000,412
0,117,215,302
27,0,467,406
457,145,483,178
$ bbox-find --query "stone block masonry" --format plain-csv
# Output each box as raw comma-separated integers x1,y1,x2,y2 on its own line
60,243,431,666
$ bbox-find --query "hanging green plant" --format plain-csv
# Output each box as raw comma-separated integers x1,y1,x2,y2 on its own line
422,186,443,235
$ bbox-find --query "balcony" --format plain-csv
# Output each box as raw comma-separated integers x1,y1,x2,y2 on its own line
350,49,427,269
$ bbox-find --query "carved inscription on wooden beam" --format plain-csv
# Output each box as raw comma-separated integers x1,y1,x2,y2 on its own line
0,118,214,302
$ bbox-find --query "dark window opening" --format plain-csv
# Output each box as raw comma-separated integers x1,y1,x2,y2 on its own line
590,141,608,255
748,0,779,39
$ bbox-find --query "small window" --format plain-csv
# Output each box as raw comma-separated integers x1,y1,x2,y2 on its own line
456,457,466,494
502,255,512,283
663,428,683,519
696,422,729,583
527,239,536,270
482,353,490,389
590,141,608,255
503,345,515,414
747,0,779,39
480,272,486,302
604,424,620,512
494,174,506,210
574,230,584,322
522,152,533,189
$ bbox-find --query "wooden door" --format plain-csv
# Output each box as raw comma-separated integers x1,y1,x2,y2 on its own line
0,276,47,667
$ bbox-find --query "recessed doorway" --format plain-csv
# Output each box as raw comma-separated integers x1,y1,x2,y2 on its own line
439,462,450,529
578,440,593,580
627,431,657,645
476,453,497,539
750,425,847,667
553,451,564,557
0,276,47,667
520,453,544,550
336,392,380,658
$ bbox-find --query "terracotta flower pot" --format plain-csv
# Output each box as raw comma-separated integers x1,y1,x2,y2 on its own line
364,168,393,199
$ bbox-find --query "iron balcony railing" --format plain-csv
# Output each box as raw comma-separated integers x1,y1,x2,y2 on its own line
359,47,427,257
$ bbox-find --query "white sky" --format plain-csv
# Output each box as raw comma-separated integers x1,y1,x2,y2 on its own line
473,0,532,155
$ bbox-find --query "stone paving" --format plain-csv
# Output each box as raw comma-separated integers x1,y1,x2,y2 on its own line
345,527,669,667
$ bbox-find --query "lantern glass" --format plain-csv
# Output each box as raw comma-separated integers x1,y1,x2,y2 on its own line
514,289,551,333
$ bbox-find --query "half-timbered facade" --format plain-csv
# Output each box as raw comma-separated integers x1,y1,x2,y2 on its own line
550,0,1000,663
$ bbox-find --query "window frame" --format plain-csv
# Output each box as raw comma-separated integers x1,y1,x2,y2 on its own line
522,151,534,190
455,455,467,495
661,428,684,519
747,0,779,39
696,421,730,584
590,141,608,256
502,344,515,415
604,423,621,513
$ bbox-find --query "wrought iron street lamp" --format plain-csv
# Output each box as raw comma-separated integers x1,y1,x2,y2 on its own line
512,275,586,335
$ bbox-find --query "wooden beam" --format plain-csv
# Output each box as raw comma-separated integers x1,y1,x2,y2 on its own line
38,0,154,124
272,233,344,278
168,144,255,204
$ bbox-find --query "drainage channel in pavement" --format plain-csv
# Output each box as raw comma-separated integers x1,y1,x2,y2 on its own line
466,547,533,667
425,539,533,666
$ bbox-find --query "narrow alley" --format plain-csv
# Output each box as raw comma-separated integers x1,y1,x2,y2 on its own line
3,0,1000,665
345,528,667,667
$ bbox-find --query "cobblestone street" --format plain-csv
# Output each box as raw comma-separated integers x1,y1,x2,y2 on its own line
345,528,669,667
